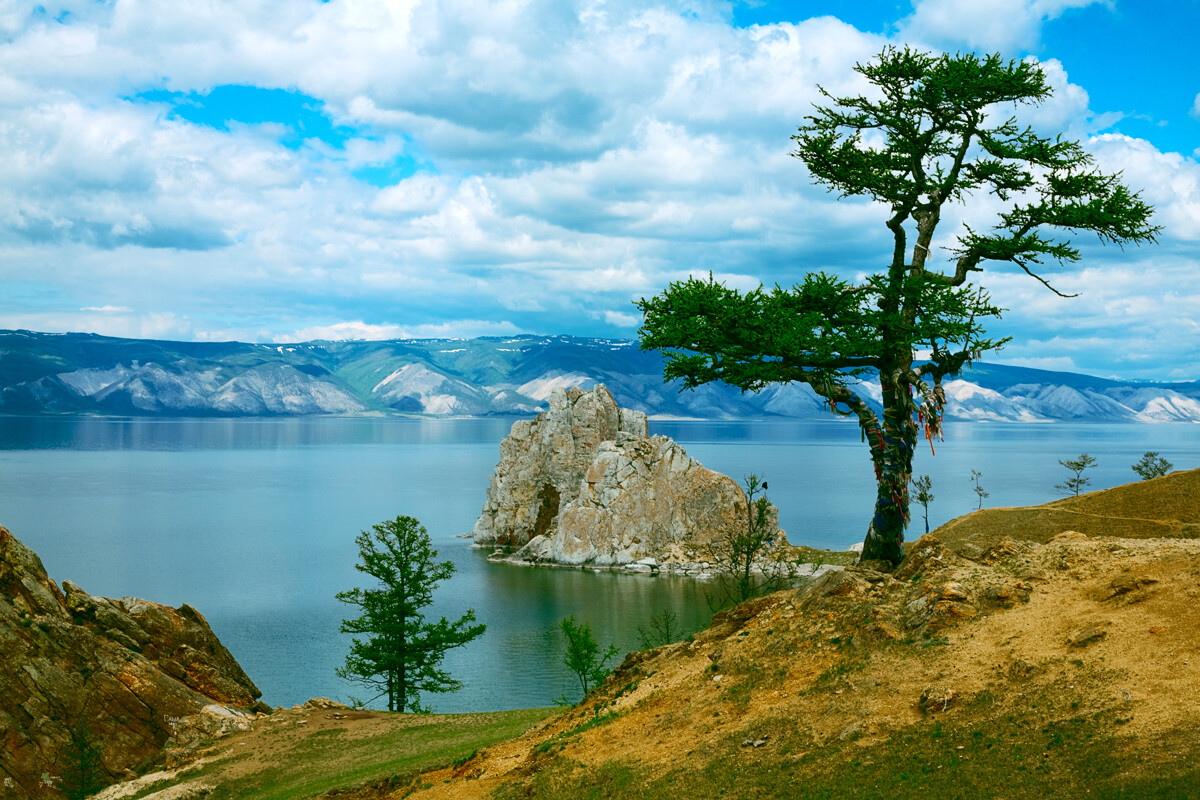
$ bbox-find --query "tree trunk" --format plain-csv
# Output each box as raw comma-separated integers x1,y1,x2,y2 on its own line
859,372,917,567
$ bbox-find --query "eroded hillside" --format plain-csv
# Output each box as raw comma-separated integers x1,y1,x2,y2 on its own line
407,469,1200,799
89,470,1200,800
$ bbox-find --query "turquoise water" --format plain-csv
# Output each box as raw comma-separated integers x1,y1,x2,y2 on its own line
1,416,1197,711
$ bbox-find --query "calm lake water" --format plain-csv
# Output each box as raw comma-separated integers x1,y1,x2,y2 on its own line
2,415,1197,711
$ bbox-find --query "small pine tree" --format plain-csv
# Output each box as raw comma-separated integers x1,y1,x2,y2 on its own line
1132,451,1172,480
637,609,683,649
970,470,989,510
559,615,620,701
337,516,486,713
1056,453,1097,496
708,474,795,609
911,474,934,535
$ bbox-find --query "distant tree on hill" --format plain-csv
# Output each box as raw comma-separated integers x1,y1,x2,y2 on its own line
708,474,796,609
970,470,989,510
1056,453,1097,496
337,516,485,713
911,474,934,534
638,46,1159,568
638,608,684,649
1132,451,1172,480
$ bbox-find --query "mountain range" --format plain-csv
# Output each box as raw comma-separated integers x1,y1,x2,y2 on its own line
1,329,1198,422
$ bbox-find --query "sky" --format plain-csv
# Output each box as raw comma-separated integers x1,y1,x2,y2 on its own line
1,0,1198,380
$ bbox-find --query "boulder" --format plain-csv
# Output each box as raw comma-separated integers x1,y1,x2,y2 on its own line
474,385,784,569
0,526,262,799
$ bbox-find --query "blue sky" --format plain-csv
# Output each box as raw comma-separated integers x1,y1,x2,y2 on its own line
1,0,1198,380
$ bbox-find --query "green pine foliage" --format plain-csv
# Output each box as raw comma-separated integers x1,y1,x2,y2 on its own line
639,47,1158,566
911,474,934,535
559,615,620,702
336,516,486,713
1056,453,1098,496
1132,451,1172,480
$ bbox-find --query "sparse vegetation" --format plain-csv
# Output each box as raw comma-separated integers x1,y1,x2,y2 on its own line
1056,453,1098,496
911,474,934,534
558,615,620,703
707,474,799,610
970,469,989,510
97,708,553,800
1132,451,1172,480
637,609,685,649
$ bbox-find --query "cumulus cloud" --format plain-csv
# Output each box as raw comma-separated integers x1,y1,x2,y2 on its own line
0,0,1193,379
899,0,1108,53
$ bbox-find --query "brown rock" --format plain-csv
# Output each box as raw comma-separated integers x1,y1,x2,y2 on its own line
985,537,1023,563
864,621,901,641
1067,624,1108,648
0,527,261,799
985,581,1033,607
1105,574,1159,602
918,686,956,714
936,581,971,602
894,537,957,580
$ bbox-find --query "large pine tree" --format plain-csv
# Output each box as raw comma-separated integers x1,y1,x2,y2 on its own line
639,47,1159,566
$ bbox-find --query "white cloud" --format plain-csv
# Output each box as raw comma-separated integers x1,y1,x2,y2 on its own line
899,0,1108,53
0,0,1193,379
1088,133,1200,242
280,319,526,343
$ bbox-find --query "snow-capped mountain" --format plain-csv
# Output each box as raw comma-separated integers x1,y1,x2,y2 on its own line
1,330,1196,422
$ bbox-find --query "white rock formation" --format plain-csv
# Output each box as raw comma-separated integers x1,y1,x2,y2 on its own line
473,385,784,570
472,385,647,547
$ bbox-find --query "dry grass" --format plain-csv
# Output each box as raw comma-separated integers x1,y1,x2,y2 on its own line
98,469,1200,800
397,469,1200,800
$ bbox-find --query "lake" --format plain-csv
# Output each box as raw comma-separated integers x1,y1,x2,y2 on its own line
1,415,1197,712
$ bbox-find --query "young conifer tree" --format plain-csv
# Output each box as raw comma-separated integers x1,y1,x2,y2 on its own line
337,516,485,712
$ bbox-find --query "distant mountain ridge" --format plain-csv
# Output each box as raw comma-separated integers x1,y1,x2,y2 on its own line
1,329,1197,422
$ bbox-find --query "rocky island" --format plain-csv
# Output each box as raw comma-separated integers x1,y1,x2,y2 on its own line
472,385,788,574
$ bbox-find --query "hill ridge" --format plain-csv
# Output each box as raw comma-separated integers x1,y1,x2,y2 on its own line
3,330,1199,422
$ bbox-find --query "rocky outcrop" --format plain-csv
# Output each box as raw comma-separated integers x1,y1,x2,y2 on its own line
473,386,785,571
472,385,649,547
0,527,264,799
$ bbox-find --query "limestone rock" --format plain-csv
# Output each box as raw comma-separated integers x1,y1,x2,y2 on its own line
474,385,783,568
0,527,262,799
473,385,647,548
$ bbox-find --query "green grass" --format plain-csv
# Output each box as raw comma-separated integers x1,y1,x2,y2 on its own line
490,709,1200,800
119,707,554,800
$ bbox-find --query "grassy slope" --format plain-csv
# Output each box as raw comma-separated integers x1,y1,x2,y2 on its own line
402,469,1200,800
98,470,1200,800
94,707,554,800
